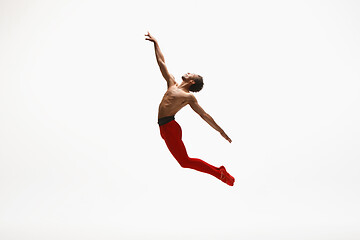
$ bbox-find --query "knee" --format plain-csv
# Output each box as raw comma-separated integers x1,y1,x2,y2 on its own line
178,159,191,169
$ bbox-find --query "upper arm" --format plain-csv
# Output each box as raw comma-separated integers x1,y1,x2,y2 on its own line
158,60,176,88
189,95,206,117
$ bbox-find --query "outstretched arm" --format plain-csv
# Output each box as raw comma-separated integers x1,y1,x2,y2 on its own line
189,95,232,143
145,32,176,88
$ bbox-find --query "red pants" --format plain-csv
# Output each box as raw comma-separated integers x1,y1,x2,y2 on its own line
159,120,221,180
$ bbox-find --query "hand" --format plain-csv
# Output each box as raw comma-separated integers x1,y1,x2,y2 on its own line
145,31,157,43
220,131,232,143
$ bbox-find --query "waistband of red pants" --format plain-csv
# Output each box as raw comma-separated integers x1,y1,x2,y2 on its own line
158,115,175,126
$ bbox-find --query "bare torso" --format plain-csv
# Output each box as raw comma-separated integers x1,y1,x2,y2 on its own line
158,84,192,119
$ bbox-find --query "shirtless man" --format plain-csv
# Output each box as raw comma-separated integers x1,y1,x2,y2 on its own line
145,32,235,186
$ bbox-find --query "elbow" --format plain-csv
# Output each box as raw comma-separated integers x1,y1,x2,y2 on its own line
200,113,209,119
157,59,164,66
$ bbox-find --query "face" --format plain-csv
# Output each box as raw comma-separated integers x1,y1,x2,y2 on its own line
182,72,197,82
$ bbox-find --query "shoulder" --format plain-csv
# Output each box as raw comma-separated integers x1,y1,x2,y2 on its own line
166,74,177,89
186,93,197,103
167,74,179,88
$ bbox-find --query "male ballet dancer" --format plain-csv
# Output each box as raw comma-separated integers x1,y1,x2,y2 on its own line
145,32,235,186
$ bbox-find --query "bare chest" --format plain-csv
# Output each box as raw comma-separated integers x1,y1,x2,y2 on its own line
158,88,191,117
162,88,189,105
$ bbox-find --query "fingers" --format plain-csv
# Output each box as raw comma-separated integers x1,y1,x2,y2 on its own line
145,31,154,42
220,132,231,143
144,32,151,40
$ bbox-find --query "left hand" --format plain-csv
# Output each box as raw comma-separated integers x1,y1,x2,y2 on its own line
220,131,232,143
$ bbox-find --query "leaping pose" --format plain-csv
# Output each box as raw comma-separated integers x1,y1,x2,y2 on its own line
145,32,235,186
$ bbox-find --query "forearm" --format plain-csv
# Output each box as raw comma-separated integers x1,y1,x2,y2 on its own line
202,113,224,133
153,42,165,63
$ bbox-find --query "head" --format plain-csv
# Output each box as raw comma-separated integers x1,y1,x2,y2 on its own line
181,73,204,92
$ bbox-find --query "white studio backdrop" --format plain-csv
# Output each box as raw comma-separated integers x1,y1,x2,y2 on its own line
0,0,359,239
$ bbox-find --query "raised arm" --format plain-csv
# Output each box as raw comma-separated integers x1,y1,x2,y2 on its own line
188,95,232,143
145,32,176,88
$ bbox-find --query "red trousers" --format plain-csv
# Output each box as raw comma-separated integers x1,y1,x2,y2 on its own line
159,120,221,180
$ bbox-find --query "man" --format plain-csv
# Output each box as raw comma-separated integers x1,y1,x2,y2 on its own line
145,32,235,186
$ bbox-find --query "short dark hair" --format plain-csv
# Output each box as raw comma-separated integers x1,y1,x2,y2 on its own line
189,75,204,92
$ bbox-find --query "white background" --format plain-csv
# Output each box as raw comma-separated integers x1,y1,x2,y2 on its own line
1,0,360,239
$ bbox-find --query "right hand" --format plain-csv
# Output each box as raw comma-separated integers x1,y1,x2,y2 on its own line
145,31,157,43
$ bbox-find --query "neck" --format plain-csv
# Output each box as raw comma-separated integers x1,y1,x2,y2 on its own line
178,81,191,92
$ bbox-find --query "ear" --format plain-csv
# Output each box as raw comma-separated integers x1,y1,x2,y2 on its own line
190,80,195,85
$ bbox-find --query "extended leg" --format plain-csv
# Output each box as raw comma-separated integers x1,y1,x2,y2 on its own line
160,121,234,185
165,136,221,179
